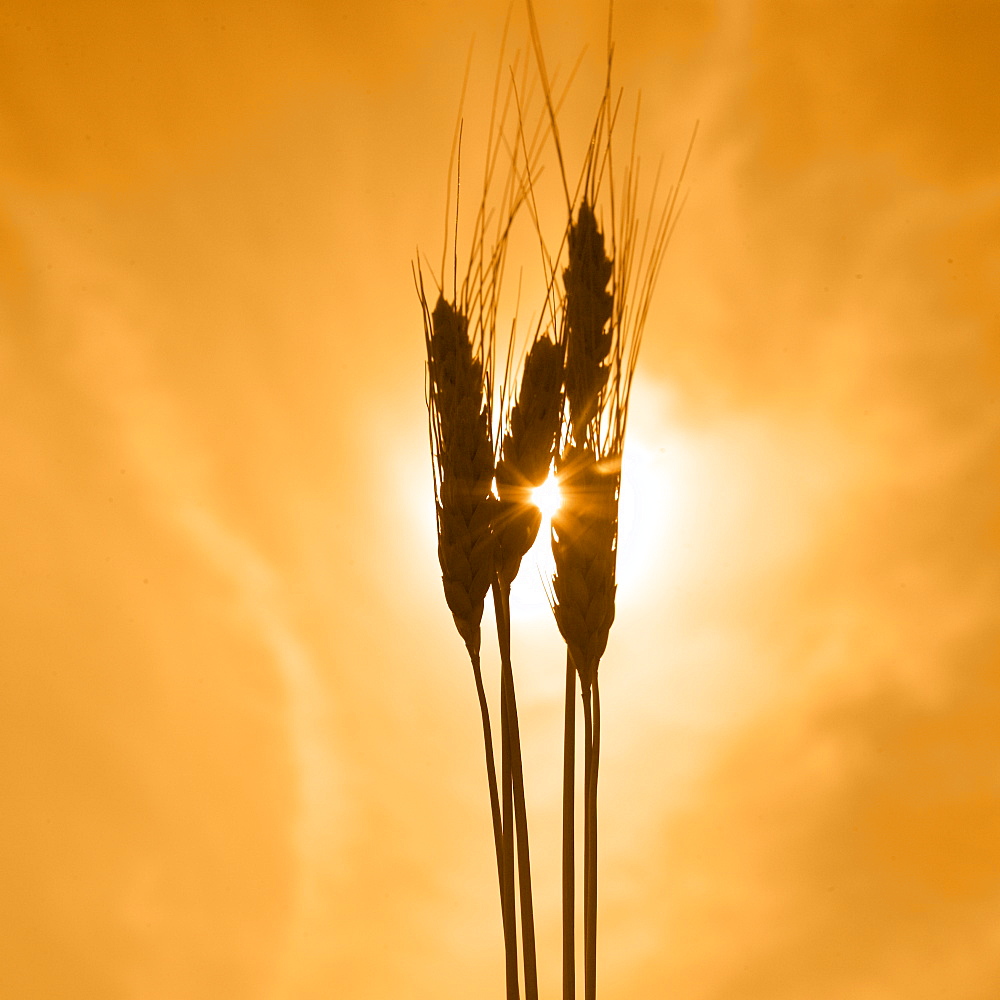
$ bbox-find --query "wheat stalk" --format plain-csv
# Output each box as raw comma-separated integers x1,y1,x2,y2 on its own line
418,22,564,996
417,38,530,995
525,3,695,995
553,143,691,1000
555,196,620,1000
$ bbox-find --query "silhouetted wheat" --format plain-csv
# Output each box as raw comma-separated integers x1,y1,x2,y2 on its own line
417,33,531,994
421,7,692,997
528,2,694,997
417,21,565,997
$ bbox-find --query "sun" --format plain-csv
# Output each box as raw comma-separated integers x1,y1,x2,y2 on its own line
531,474,562,520
508,424,689,620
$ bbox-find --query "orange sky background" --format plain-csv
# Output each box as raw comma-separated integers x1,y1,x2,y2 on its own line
3,1,999,997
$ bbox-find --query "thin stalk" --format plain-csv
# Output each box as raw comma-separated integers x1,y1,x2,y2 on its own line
587,676,601,1000
580,684,594,996
470,648,514,995
495,579,539,1000
581,682,597,1000
501,651,519,1000
562,653,576,1000
581,682,594,998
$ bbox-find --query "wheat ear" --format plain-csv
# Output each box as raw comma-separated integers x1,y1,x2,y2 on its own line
424,292,497,655
563,202,614,439
495,332,565,585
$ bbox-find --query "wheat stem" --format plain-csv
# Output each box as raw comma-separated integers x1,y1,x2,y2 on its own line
562,651,577,1000
469,648,510,988
580,682,594,999
495,579,539,1000
500,652,519,1000
586,675,601,1000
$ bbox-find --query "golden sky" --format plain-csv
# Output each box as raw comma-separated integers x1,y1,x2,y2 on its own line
3,1,999,997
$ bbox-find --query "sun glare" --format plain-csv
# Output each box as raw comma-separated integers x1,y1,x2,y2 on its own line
531,474,562,519
508,430,689,621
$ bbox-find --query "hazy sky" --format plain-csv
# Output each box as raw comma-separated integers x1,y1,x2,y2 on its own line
3,2,999,998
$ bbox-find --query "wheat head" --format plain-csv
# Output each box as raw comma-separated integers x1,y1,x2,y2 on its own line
423,290,496,656
563,201,614,440
495,332,564,586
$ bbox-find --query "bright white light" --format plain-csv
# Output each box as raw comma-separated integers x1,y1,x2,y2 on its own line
531,474,562,519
